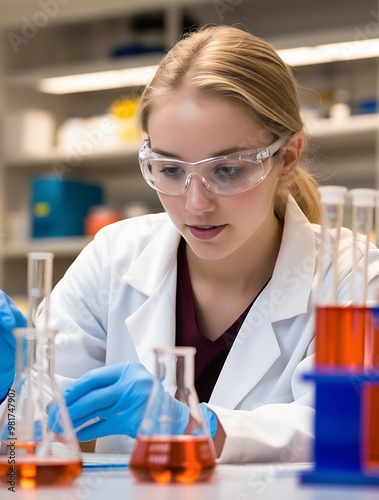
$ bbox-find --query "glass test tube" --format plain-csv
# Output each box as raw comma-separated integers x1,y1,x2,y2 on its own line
315,188,376,369
27,252,54,329
365,307,379,470
339,189,376,370
375,191,379,248
314,186,346,367
351,190,379,471
350,189,375,307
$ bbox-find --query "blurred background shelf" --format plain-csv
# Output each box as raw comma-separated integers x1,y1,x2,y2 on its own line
5,142,141,168
0,0,378,295
0,236,91,258
306,114,379,137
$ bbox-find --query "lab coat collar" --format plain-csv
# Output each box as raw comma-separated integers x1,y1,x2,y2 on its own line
121,218,180,297
123,196,316,314
209,196,317,408
269,195,316,322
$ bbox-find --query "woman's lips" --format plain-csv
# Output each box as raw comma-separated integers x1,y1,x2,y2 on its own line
188,225,226,240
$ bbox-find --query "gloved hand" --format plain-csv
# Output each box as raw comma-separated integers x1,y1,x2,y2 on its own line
200,403,218,438
48,362,191,442
0,291,27,403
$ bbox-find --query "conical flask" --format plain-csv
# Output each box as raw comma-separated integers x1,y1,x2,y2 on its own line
1,250,82,488
0,327,82,488
129,347,216,483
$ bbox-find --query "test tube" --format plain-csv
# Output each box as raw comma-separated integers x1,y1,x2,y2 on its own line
349,190,379,471
375,191,379,248
27,252,54,329
315,186,346,367
349,189,375,306
316,186,347,307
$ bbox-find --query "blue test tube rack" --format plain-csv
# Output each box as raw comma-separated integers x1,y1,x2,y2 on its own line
300,370,379,485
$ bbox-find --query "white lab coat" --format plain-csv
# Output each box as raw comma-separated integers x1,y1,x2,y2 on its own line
44,195,379,463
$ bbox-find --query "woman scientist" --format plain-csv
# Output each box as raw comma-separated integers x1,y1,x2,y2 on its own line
2,25,379,463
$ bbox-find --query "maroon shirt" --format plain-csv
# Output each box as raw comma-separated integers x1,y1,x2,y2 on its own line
175,239,261,403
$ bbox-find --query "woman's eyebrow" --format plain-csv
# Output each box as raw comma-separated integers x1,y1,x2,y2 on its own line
151,147,182,158
151,145,249,159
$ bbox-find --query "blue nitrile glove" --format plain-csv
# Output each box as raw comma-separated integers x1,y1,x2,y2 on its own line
48,362,190,442
200,403,218,438
0,291,27,404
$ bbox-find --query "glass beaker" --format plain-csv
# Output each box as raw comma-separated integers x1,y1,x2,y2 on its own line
129,347,216,484
0,328,82,489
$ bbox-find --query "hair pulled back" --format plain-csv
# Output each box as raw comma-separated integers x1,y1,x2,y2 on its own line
137,25,320,223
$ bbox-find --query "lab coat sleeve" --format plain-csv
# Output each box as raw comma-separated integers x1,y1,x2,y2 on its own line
208,354,315,464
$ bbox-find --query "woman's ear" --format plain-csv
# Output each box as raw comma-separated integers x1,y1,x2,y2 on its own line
277,132,304,180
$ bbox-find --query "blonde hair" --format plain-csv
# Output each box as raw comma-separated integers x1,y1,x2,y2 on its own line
137,25,321,223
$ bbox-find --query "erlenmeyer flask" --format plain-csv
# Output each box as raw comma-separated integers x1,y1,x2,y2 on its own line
129,347,216,484
0,327,82,489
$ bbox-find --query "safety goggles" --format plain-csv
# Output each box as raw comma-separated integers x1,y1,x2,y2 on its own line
138,137,285,196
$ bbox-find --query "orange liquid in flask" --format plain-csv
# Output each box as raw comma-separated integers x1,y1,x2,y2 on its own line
130,435,216,484
0,442,82,488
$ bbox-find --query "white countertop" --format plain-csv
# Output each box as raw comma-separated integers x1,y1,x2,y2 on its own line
2,455,379,500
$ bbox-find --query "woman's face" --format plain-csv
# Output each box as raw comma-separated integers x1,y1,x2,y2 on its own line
147,90,287,262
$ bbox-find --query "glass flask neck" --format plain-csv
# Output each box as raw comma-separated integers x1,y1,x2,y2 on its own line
154,346,196,399
15,328,56,382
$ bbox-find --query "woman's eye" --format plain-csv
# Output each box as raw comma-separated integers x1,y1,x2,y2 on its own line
160,165,185,177
215,164,245,177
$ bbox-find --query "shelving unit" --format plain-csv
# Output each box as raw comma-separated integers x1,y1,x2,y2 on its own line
0,0,378,295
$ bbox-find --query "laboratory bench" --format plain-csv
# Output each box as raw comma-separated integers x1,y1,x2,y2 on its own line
3,455,379,500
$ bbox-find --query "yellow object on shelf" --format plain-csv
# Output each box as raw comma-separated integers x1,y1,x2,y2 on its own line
110,97,138,143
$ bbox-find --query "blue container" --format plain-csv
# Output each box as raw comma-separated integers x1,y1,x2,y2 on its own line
31,176,103,238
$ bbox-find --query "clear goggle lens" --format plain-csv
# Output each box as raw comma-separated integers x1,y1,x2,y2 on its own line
139,137,285,196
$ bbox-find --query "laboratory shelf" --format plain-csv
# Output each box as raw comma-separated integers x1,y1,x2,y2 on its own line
0,0,378,296
5,142,141,169
306,113,379,138
0,237,92,258
5,115,378,169
6,54,162,89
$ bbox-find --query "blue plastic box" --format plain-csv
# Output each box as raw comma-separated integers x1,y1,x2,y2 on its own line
31,176,103,238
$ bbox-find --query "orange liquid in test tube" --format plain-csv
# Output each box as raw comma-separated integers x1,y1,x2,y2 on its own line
315,305,371,368
364,312,379,469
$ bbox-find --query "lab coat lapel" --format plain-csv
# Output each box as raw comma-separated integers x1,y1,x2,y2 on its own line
209,196,316,408
209,287,281,408
123,223,180,373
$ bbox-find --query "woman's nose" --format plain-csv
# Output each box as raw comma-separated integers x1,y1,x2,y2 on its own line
185,175,216,214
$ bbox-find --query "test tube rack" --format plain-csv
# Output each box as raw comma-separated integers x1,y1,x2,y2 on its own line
300,369,379,485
